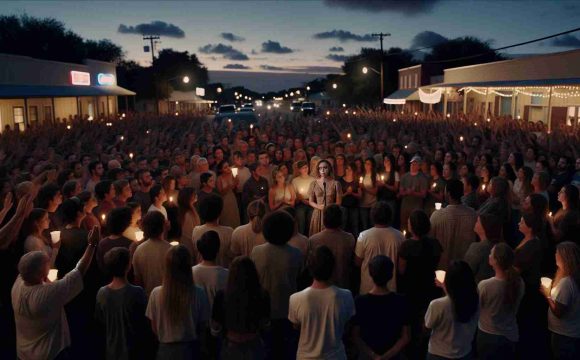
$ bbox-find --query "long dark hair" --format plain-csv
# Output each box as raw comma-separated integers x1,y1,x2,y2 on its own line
177,187,200,231
364,157,377,187
161,245,195,328
445,261,478,323
224,257,264,329
383,154,396,185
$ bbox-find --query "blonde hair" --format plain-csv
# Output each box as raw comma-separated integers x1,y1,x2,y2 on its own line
161,246,195,327
554,242,580,289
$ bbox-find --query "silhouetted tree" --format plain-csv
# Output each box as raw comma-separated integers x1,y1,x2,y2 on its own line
424,36,505,68
0,15,123,63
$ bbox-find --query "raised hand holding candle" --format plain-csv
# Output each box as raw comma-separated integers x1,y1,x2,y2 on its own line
135,231,144,241
50,231,61,244
48,269,58,282
436,270,446,283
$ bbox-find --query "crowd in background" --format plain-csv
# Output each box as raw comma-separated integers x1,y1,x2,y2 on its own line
0,108,579,360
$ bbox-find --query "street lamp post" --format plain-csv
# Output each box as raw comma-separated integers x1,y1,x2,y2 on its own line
165,76,190,114
371,32,391,102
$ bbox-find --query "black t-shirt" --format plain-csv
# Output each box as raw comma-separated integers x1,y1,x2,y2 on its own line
339,177,359,208
398,237,443,311
353,293,410,356
212,289,270,335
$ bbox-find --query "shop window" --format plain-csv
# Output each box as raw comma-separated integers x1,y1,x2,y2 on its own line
28,106,38,122
531,93,542,105
13,107,24,124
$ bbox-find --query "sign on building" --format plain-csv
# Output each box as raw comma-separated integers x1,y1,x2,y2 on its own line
70,71,91,86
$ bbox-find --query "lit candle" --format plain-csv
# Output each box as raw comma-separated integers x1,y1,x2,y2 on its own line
170,241,179,246
120,136,124,141
460,136,464,142
347,133,351,139
414,112,418,116
231,168,238,177
250,124,254,129
359,176,363,184
66,125,71,130
50,231,61,244
129,153,134,159
541,277,552,289
548,211,553,217
482,184,486,191
432,183,437,188
403,230,407,236
48,269,58,282
135,231,144,241
228,118,232,123
393,118,397,122
169,196,174,203
101,214,106,222
381,175,385,181
435,202,442,210
436,270,446,283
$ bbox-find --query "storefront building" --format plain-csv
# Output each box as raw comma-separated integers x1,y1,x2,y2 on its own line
0,53,135,131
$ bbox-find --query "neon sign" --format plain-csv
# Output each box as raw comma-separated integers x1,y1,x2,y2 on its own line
70,71,91,86
97,73,116,86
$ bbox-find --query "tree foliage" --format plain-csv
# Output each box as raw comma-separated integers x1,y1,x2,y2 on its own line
0,15,124,63
424,36,505,68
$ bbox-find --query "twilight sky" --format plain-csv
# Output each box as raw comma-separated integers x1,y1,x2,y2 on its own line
1,0,579,91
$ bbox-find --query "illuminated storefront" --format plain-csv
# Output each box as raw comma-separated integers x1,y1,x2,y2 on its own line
0,53,135,131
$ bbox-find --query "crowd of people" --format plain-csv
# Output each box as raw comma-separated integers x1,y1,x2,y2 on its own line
0,107,579,360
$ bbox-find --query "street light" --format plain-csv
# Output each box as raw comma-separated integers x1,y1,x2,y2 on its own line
306,86,310,91
217,87,222,93
182,76,190,83
362,66,380,75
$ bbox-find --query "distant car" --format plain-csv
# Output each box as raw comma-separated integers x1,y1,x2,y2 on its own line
290,101,302,112
218,104,236,115
240,103,255,112
301,102,316,116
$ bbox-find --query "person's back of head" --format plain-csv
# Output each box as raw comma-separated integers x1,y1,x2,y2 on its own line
60,197,83,225
149,184,163,204
199,194,223,223
62,180,79,199
371,201,392,227
162,245,194,326
95,180,112,201
368,255,394,288
478,214,502,243
445,178,464,203
445,260,478,323
197,230,220,262
106,207,133,236
262,210,294,245
141,211,165,239
104,247,130,279
200,172,213,186
490,177,508,199
465,174,480,193
409,210,431,237
322,204,342,230
36,183,60,209
247,200,267,234
308,245,335,283
18,251,48,285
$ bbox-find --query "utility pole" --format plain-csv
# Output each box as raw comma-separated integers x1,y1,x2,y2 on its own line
144,35,161,114
371,32,391,104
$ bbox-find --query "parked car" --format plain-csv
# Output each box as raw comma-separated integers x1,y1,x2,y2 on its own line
301,102,316,116
290,101,302,112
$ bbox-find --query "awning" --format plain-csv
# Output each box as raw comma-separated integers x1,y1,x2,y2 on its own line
383,88,417,105
422,77,580,89
0,84,136,98
418,88,442,104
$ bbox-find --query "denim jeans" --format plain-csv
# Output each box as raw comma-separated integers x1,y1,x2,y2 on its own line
476,330,515,360
551,332,580,360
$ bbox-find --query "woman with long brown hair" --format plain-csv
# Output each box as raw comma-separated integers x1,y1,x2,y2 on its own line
541,242,580,359
146,245,210,359
211,256,270,359
177,187,200,258
477,243,524,359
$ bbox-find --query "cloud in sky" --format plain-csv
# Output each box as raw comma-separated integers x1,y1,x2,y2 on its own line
261,40,294,53
410,30,448,48
199,43,249,60
260,65,286,71
224,63,251,69
118,21,185,38
220,32,245,42
551,34,580,47
313,29,374,42
326,53,352,62
329,46,344,52
324,0,442,16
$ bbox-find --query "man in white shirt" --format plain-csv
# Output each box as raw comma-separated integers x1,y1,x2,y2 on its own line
289,245,355,359
192,230,228,310
355,201,404,294
12,226,99,360
147,184,168,220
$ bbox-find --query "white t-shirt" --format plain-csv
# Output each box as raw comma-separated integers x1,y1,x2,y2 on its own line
230,223,265,258
145,285,209,343
288,286,355,360
147,204,168,220
191,264,228,310
478,276,524,341
192,224,234,268
425,296,478,359
355,227,404,294
548,276,580,338
12,269,83,360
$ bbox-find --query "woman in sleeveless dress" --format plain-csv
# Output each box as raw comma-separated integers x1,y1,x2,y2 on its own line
309,159,342,236
216,160,240,228
269,166,295,211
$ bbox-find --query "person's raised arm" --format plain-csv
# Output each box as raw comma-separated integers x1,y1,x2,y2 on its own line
0,193,34,250
76,226,100,275
0,192,14,225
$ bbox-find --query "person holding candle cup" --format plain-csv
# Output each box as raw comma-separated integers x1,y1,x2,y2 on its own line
339,162,362,239
359,158,379,232
291,160,315,236
23,208,60,267
540,242,580,360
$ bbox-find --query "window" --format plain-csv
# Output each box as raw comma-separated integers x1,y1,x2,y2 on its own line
13,107,24,123
414,73,418,88
29,106,38,122
531,92,542,105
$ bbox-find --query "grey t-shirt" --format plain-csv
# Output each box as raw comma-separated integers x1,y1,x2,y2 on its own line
251,243,303,319
478,277,525,342
95,284,148,360
191,264,228,310
464,240,495,284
